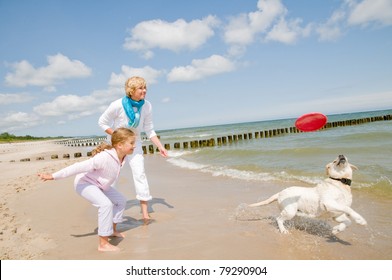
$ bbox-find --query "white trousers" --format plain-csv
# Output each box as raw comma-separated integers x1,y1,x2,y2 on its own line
127,149,152,201
75,183,126,237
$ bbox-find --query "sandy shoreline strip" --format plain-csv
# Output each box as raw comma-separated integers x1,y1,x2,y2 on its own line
0,141,91,259
1,141,391,260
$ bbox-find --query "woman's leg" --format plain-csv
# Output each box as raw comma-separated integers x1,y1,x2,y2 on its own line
128,152,152,220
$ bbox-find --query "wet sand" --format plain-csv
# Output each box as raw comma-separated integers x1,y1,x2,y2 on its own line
1,141,391,260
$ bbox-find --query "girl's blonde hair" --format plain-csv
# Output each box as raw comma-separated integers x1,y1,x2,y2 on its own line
92,128,135,156
125,76,146,98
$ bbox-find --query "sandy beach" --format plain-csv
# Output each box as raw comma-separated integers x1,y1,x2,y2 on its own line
1,140,391,260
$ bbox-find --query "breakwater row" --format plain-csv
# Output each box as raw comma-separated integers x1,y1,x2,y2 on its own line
60,114,391,154
11,114,391,162
55,137,107,147
142,114,392,154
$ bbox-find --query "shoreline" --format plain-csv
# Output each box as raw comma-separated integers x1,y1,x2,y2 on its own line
1,141,391,260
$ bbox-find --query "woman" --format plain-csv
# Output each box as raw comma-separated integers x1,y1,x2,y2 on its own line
98,76,168,223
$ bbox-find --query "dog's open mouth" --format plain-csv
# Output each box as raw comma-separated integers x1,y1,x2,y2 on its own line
337,155,346,165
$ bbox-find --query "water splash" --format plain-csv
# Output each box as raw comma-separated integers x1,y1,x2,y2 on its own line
234,203,265,221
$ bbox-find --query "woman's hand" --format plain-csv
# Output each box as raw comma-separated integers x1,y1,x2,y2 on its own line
150,135,168,158
159,147,169,158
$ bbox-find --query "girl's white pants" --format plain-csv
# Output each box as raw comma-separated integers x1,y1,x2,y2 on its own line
75,183,126,237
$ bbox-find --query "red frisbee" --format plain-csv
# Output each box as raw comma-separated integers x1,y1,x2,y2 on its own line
295,112,327,132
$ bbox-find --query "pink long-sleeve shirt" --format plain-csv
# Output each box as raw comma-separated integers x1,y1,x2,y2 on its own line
52,148,123,191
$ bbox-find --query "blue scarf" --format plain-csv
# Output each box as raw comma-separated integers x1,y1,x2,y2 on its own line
122,96,145,128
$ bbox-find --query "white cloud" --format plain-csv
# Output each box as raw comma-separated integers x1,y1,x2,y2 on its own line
316,10,346,41
1,64,165,132
29,64,165,121
223,0,287,46
90,88,124,105
123,16,219,58
227,44,247,58
161,97,171,103
348,0,392,26
224,0,392,47
0,112,41,132
33,94,99,118
108,65,164,88
0,93,34,105
142,50,155,60
336,90,392,109
5,53,92,90
2,112,34,123
224,0,312,48
224,14,256,46
252,0,288,32
316,0,392,41
316,25,342,41
277,90,392,116
167,55,235,82
265,18,311,44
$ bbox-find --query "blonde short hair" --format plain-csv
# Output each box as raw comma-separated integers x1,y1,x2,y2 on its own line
125,76,147,98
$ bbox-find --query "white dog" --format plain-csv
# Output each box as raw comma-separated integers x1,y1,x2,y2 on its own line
249,155,367,234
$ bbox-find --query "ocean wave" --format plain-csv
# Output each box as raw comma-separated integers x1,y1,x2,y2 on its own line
167,150,197,158
337,131,392,144
166,157,208,170
161,111,391,195
209,167,275,181
166,157,325,184
166,156,392,199
354,175,392,193
167,157,272,180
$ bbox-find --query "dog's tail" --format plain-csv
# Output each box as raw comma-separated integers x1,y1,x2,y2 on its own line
248,193,279,207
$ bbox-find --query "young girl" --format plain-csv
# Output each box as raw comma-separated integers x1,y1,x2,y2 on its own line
38,127,136,252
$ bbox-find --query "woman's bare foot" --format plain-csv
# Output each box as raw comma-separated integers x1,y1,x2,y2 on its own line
111,231,125,238
98,243,121,252
143,217,155,225
140,201,151,222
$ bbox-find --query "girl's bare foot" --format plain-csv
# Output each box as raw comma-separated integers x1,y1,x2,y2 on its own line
98,243,121,252
111,231,125,238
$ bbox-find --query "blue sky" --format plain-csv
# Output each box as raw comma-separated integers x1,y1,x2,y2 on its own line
1,0,391,137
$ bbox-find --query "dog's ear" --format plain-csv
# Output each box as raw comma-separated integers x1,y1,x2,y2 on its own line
325,163,331,175
350,164,358,170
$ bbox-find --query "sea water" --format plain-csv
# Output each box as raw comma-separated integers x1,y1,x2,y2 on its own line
154,109,392,197
147,109,392,257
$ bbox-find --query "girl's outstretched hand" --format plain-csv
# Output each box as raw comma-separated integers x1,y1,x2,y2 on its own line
37,173,54,181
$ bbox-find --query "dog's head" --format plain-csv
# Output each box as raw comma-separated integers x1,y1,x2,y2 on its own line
325,155,358,179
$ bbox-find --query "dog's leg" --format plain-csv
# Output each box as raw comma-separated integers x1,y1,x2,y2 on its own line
276,216,289,234
352,212,367,225
323,202,367,226
332,214,352,234
276,207,297,234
